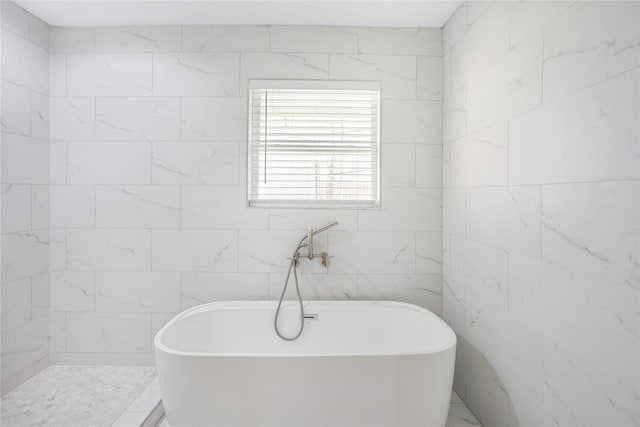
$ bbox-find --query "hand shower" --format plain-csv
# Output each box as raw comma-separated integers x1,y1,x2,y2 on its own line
274,220,338,341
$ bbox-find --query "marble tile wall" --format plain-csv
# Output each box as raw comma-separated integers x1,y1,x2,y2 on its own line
49,25,444,364
0,2,51,395
442,1,640,426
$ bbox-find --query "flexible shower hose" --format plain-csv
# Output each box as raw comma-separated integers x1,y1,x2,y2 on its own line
274,236,308,341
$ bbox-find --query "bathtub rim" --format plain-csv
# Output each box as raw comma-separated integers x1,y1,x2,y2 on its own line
154,300,457,358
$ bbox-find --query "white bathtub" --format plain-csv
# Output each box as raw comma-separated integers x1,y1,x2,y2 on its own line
154,300,456,427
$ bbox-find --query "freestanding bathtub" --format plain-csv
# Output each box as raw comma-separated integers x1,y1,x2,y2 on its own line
154,300,456,427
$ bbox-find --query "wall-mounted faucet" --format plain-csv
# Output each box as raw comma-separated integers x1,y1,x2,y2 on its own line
299,220,339,262
274,220,339,341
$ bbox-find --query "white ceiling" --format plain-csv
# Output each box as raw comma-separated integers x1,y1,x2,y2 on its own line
15,0,462,28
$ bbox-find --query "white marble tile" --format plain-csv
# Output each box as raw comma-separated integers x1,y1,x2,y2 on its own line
1,80,30,136
30,272,49,319
96,98,180,141
1,1,28,38
67,53,152,96
442,189,465,237
66,313,150,353
543,1,640,103
417,56,443,101
239,53,329,94
182,186,267,229
416,232,443,274
152,230,238,272
49,229,67,271
443,4,467,53
381,144,415,187
49,352,94,365
466,186,541,259
66,229,151,271
267,210,358,232
110,410,149,427
50,185,95,228
182,273,269,309
271,26,358,53
443,87,466,143
50,53,66,96
1,230,49,284
94,26,181,53
180,97,246,141
466,33,543,133
442,142,451,189
328,231,415,274
51,28,94,53
94,353,154,367
466,1,494,27
0,316,49,381
96,185,180,228
465,292,543,398
450,2,509,91
450,123,507,187
269,273,358,301
239,230,327,274
508,1,573,50
50,142,67,185
95,272,180,313
356,27,442,56
541,181,639,289
2,184,31,233
30,185,48,231
50,312,66,353
1,366,35,397
123,378,161,413
542,341,639,427
153,53,239,96
30,91,49,141
67,142,151,185
446,401,481,427
359,188,441,231
152,142,238,185
381,99,442,144
151,313,175,337
1,278,31,332
1,28,49,94
359,274,443,314
510,254,639,387
51,270,95,312
450,236,508,310
1,135,49,184
50,97,95,141
415,144,442,188
329,54,416,99
182,25,270,52
442,275,466,334
509,69,640,185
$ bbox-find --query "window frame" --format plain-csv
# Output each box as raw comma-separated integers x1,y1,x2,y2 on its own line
246,79,381,210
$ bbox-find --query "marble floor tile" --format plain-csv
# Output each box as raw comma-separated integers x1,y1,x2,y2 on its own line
1,365,155,427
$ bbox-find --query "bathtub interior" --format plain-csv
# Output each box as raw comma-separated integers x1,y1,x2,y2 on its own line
156,301,456,357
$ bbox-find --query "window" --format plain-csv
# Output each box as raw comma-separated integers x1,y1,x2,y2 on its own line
247,80,380,208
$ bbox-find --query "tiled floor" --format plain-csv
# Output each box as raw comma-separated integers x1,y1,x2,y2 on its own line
0,366,155,427
156,391,482,427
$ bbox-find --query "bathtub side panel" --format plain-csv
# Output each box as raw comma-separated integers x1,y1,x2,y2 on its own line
155,349,455,427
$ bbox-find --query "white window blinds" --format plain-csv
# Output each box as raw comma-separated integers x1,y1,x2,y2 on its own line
248,80,380,208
